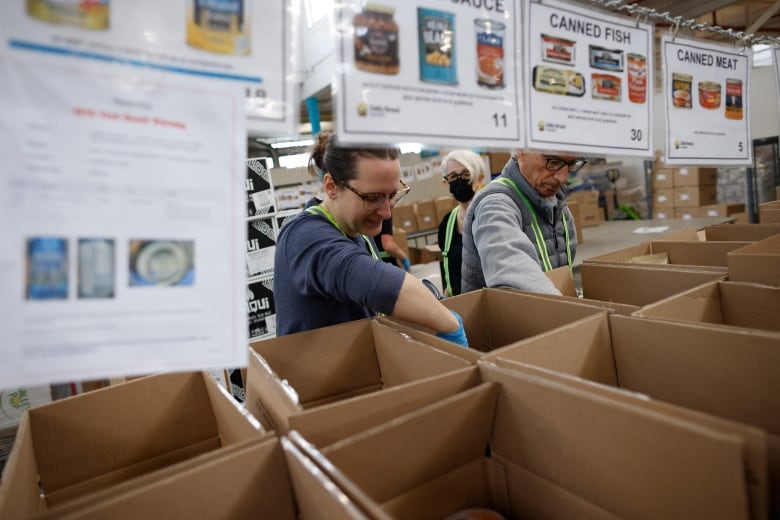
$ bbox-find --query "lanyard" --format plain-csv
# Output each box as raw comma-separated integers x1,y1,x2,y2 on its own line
441,206,459,296
494,177,572,277
306,205,379,260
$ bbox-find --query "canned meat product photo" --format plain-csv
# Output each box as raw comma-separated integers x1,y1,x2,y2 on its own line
698,81,721,109
671,72,693,108
725,78,743,119
186,0,250,55
418,8,457,85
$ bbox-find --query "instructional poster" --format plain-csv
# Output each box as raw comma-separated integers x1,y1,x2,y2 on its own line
662,35,752,165
524,0,654,156
334,0,523,149
0,1,260,386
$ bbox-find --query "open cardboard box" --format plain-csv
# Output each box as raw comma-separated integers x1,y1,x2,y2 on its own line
382,288,609,355
289,362,762,519
0,371,265,518
635,280,780,333
244,318,473,434
580,262,727,307
728,234,780,287
583,240,750,269
656,224,780,242
485,313,780,519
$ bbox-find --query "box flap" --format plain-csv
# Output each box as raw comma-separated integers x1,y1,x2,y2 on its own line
634,280,726,325
479,362,752,520
375,316,482,363
704,224,780,242
653,240,752,267
506,288,640,316
0,416,41,519
203,371,263,444
544,266,578,297
245,348,302,433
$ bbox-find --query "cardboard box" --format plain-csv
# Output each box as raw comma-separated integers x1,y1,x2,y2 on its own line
674,185,718,208
651,167,676,189
385,288,609,355
291,361,762,519
434,196,457,224
0,372,265,517
484,314,772,519
674,167,718,186
566,190,601,227
703,223,780,242
486,151,511,174
392,204,417,233
544,265,578,297
699,203,746,218
727,234,780,286
760,201,780,224
580,262,727,307
635,280,780,333
674,207,698,220
652,187,675,209
392,226,409,259
244,319,473,434
653,208,673,219
583,240,750,270
565,200,584,244
414,199,438,231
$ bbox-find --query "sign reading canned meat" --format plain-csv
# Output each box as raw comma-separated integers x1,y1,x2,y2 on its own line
418,8,457,85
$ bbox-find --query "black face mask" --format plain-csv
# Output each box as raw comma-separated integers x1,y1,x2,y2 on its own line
449,178,475,202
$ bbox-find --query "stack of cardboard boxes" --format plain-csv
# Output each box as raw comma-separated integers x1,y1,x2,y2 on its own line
651,164,746,222
392,197,456,265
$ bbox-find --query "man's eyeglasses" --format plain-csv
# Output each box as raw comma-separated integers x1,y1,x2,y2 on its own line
339,179,411,210
444,170,470,183
544,155,588,173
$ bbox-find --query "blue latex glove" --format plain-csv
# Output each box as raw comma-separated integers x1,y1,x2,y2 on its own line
401,257,411,271
436,310,469,348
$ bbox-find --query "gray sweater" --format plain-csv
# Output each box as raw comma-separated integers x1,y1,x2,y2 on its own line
461,158,577,295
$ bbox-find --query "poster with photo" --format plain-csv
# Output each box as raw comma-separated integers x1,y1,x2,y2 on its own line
334,0,523,149
662,35,752,165
524,0,654,156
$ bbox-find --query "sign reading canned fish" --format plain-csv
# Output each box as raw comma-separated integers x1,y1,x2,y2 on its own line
661,34,751,165
418,8,457,85
524,0,653,156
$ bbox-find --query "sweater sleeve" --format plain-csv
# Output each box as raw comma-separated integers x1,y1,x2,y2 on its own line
472,192,561,295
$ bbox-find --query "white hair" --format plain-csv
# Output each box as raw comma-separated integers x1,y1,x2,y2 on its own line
441,150,486,182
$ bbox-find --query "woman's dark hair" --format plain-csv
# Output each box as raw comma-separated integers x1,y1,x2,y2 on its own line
308,132,400,182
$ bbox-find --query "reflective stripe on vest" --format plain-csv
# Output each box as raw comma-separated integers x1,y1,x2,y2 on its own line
306,205,379,260
441,206,459,296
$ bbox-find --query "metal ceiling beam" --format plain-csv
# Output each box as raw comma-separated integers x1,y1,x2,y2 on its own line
746,0,780,33
634,0,743,19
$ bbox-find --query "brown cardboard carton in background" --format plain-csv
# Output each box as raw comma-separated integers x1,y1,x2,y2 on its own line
703,223,780,242
244,319,472,434
699,203,746,218
673,207,698,220
414,199,438,231
291,361,759,520
392,227,409,258
580,263,726,307
486,151,511,174
566,200,584,244
434,196,457,224
566,190,601,227
674,167,718,186
635,280,780,333
674,185,718,207
392,204,417,233
583,240,749,269
727,234,780,286
653,208,673,219
0,372,265,518
760,201,780,224
544,265,578,297
653,187,675,208
651,167,676,189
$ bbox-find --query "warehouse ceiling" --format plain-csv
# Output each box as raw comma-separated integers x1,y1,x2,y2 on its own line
258,0,780,156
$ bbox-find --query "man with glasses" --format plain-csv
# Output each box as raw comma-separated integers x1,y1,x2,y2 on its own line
461,151,587,295
274,132,468,346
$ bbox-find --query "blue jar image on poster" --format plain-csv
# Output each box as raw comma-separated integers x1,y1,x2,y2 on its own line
26,237,68,299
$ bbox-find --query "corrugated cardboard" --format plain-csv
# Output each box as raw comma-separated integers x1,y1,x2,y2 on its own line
759,202,780,224
653,187,675,208
544,265,578,297
244,319,472,434
0,372,264,518
289,361,759,519
392,204,417,233
651,167,676,188
699,203,746,218
566,200,584,243
635,280,780,333
674,185,718,207
33,436,297,519
567,190,601,227
584,239,751,269
727,234,780,286
674,207,698,220
653,208,673,219
434,196,457,224
507,288,641,315
674,167,718,186
581,263,726,306
414,199,438,231
703,224,780,242
391,226,409,258
484,313,772,520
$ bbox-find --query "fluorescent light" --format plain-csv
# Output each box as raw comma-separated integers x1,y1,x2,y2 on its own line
270,139,315,149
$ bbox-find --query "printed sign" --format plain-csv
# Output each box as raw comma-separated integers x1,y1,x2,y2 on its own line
334,0,523,149
662,35,752,165
524,0,654,156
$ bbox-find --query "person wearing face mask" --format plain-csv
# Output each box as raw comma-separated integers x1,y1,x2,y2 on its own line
461,150,587,295
437,150,485,297
274,132,468,347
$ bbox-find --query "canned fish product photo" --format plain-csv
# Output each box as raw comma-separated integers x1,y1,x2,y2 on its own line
475,19,505,89
627,53,647,104
418,8,457,85
698,81,721,109
26,0,109,30
592,73,621,101
353,4,399,75
187,0,250,55
589,45,623,72
671,72,693,108
541,34,576,66
725,78,743,120
533,65,585,97
26,237,69,300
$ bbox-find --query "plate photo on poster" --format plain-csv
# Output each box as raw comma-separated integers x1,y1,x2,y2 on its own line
128,240,195,287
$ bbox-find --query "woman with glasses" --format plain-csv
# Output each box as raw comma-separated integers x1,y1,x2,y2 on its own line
274,132,468,346
461,151,587,295
437,150,485,297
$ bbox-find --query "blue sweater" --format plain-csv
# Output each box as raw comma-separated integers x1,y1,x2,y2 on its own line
274,199,406,336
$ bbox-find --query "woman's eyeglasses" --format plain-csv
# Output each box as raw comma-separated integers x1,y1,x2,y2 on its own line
543,155,588,173
444,170,470,183
339,179,411,210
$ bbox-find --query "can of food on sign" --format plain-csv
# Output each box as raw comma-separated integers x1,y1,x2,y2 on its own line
475,19,505,89
671,72,693,108
26,0,110,30
353,4,400,75
627,53,647,104
186,0,251,55
698,81,721,109
725,78,743,120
